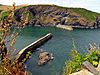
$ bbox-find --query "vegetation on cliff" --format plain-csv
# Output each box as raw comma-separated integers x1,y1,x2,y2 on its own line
69,8,100,22
63,42,100,75
0,11,10,20
0,3,31,75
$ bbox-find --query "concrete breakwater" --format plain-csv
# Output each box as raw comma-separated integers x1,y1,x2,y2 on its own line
15,33,53,63
56,25,73,31
56,24,100,31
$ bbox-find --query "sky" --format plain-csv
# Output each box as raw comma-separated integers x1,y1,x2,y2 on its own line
0,0,100,13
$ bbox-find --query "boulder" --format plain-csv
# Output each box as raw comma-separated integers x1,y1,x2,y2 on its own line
38,52,54,66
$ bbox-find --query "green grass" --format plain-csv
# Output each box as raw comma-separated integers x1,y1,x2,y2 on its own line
0,11,10,20
50,5,100,22
69,8,100,22
63,50,100,75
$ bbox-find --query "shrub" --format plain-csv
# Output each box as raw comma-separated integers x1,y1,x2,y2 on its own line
0,11,10,20
63,48,100,75
0,3,31,75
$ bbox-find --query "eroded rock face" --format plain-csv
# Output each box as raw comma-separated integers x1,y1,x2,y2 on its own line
1,5,100,28
38,52,54,66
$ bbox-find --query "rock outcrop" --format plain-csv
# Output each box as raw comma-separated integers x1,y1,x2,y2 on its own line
38,52,54,66
70,61,100,75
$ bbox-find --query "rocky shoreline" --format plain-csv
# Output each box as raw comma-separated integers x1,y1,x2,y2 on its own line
38,51,54,66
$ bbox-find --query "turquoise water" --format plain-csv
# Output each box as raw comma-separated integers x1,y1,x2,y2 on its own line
15,26,100,75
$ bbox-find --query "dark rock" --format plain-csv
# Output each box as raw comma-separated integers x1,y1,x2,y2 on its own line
69,15,80,18
72,22,80,26
38,52,54,66
96,17,100,27
28,7,37,16
35,20,41,25
60,18,66,25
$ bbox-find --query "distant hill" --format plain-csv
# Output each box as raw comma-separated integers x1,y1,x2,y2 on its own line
0,4,100,28
0,4,28,11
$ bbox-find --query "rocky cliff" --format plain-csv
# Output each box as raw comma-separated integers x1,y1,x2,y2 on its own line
1,5,100,28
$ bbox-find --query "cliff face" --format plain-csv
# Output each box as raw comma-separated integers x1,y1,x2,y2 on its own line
1,5,100,28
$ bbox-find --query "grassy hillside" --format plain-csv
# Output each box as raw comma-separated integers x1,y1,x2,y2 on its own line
0,4,100,22
0,4,28,11
26,5,100,22
69,8,100,22
50,5,100,22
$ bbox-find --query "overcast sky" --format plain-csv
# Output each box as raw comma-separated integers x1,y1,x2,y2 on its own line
0,0,100,13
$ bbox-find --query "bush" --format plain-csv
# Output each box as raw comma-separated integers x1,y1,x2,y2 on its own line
63,50,100,75
0,3,31,75
0,11,10,20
